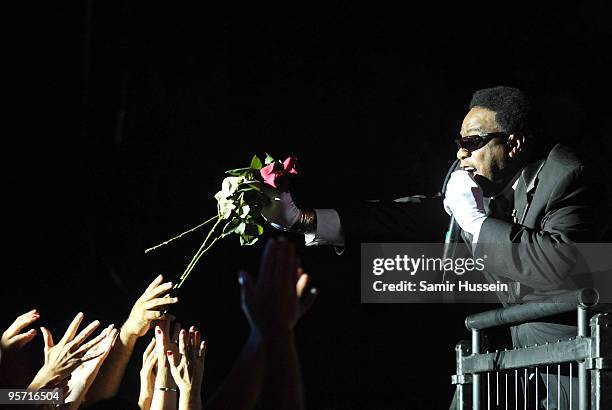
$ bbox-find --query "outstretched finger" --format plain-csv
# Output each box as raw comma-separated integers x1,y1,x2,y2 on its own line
144,340,158,371
5,310,40,337
145,281,174,301
83,329,117,361
178,329,187,356
72,325,111,357
154,325,167,358
68,320,101,351
193,331,201,359
59,312,85,345
40,327,54,349
296,273,310,298
198,340,207,359
143,337,156,364
11,329,38,349
142,274,164,297
100,329,119,357
143,296,179,311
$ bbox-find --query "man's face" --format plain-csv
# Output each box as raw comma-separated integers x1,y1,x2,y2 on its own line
457,107,510,195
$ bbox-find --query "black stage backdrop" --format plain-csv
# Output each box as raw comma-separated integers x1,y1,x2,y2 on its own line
5,3,612,409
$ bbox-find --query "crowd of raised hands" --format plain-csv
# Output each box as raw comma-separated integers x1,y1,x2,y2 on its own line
0,238,317,410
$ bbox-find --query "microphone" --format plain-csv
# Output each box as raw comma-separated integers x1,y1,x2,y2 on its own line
441,160,461,282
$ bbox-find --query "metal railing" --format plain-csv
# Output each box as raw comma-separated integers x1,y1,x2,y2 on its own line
452,289,612,409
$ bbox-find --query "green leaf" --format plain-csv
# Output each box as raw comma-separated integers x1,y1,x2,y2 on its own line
240,234,259,246
237,185,259,193
253,222,264,236
250,155,263,170
237,181,262,193
264,154,275,165
225,167,252,176
222,218,243,237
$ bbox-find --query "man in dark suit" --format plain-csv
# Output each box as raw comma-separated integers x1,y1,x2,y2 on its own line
262,86,605,408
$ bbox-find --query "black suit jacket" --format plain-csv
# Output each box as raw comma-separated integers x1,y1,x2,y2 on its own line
338,144,606,407
338,144,602,288
337,143,605,310
473,144,603,302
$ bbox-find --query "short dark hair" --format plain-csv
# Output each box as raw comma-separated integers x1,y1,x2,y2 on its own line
469,86,530,134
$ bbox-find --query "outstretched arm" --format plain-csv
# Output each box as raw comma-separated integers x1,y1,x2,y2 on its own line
205,247,317,410
261,187,448,247
86,274,178,403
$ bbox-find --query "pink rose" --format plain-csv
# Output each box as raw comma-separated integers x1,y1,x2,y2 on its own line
260,157,298,189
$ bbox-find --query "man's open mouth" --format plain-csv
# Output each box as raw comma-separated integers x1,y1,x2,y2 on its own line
462,166,477,177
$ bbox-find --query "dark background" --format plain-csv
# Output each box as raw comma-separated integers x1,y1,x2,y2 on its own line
5,3,612,409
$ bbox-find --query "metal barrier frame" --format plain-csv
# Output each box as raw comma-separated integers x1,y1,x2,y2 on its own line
452,289,612,410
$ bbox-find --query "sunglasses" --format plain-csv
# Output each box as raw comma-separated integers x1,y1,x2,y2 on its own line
455,132,508,151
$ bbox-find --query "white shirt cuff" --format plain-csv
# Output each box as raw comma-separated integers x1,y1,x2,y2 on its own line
304,209,345,246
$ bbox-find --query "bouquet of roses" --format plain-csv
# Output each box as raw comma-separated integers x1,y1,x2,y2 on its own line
145,154,297,289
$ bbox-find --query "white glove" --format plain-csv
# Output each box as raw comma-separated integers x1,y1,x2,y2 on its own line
261,187,301,231
443,170,487,238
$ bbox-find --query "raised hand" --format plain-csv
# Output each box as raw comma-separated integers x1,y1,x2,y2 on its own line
204,238,313,410
65,325,118,409
86,274,178,405
1,309,40,354
167,326,206,410
239,238,307,409
150,320,180,410
167,327,206,392
28,312,106,391
239,242,318,333
154,320,180,365
139,337,158,410
122,275,178,340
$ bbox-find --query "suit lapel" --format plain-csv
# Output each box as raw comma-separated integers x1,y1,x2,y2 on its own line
514,158,547,225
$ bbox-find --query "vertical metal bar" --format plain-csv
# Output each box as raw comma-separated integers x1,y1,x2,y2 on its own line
515,369,518,410
558,364,561,410
472,330,480,410
497,370,500,407
536,367,539,409
455,342,468,410
578,306,589,410
546,366,549,410
524,368,528,410
570,362,573,410
505,372,508,410
488,372,491,410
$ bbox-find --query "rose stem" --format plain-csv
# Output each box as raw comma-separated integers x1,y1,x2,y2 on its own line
144,214,219,254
